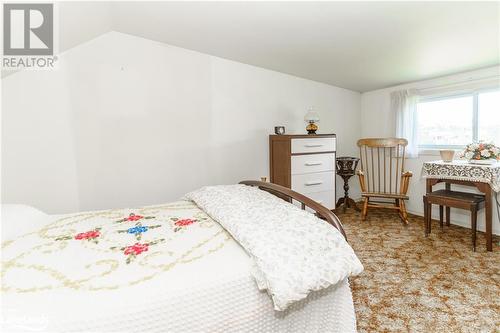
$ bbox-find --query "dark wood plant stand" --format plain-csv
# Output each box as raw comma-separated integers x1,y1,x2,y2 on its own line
336,157,360,212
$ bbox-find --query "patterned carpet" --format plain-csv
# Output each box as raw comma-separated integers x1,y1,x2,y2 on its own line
336,208,500,333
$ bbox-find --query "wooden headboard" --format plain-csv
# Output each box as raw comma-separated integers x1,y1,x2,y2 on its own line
239,180,347,240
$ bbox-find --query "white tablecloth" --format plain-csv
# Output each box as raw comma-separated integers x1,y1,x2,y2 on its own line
421,160,500,192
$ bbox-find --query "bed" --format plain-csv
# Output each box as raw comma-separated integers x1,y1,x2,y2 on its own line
1,181,362,333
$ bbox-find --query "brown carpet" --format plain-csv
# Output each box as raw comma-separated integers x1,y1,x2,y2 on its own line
337,208,500,333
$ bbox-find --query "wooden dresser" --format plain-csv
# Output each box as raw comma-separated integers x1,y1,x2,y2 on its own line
269,134,336,209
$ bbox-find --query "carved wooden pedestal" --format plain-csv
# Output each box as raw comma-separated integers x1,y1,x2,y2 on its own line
336,157,360,212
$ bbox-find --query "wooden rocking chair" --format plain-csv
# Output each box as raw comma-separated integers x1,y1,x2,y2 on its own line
357,138,413,224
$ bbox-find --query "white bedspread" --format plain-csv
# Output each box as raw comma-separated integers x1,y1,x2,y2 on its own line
186,184,363,311
2,198,358,332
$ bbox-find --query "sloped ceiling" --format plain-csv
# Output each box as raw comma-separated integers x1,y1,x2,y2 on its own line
3,1,499,92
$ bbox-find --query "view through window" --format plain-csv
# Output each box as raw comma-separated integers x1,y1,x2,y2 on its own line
478,90,500,144
417,90,500,149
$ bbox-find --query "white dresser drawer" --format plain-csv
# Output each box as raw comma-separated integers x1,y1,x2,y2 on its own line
307,190,335,210
291,137,336,154
291,171,334,194
292,190,335,211
291,153,335,175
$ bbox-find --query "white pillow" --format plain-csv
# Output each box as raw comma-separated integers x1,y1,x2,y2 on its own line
1,204,50,241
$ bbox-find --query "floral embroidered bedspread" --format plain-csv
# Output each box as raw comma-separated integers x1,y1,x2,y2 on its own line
186,185,364,311
1,201,231,293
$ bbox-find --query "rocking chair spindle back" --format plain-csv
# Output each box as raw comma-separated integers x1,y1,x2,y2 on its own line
357,138,413,224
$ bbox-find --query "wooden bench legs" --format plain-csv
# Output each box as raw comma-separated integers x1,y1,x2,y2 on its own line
471,206,477,251
439,205,443,228
437,205,451,228
423,196,431,236
423,195,480,251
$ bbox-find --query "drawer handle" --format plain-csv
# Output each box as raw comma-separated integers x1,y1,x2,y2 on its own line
305,181,323,186
305,162,322,166
304,144,324,148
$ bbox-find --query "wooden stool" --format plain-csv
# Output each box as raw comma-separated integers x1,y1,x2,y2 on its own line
423,190,485,251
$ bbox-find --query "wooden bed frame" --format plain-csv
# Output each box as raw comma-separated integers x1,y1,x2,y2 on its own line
239,180,347,239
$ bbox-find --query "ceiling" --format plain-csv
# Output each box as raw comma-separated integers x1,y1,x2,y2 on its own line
5,1,500,92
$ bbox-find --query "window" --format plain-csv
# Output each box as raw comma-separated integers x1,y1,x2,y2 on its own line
478,90,500,144
417,89,500,149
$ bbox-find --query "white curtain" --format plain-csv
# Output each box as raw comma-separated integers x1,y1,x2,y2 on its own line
392,89,419,158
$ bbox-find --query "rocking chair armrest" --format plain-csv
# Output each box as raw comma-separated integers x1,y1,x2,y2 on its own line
356,170,367,192
402,171,413,178
400,171,413,195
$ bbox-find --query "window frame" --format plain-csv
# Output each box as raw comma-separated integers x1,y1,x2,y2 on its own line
416,87,499,150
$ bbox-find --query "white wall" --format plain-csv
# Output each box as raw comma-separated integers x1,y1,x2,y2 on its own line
2,31,361,214
361,66,500,235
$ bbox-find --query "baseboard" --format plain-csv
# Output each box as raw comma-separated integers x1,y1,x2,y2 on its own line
350,197,499,236
405,209,500,235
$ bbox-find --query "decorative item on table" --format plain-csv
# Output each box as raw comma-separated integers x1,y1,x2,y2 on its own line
304,107,320,135
439,150,455,162
274,126,285,135
460,142,500,165
260,176,267,182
